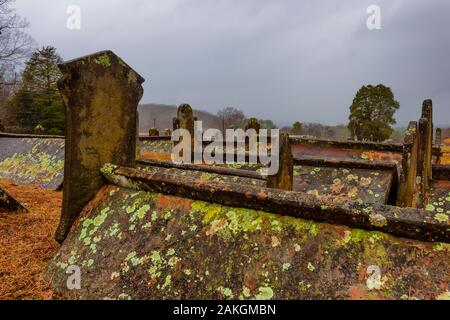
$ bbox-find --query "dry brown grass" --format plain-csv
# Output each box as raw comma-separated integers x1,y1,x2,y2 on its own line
0,179,62,300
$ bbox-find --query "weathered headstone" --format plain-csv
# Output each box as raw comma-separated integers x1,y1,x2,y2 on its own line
397,121,419,207
172,104,195,161
267,133,293,190
174,104,195,136
55,50,144,243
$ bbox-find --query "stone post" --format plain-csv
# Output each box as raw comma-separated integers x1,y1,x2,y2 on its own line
267,133,293,191
397,121,418,207
416,118,431,208
55,50,145,243
421,100,433,179
435,128,442,146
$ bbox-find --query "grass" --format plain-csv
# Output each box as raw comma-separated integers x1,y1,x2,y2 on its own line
0,180,62,300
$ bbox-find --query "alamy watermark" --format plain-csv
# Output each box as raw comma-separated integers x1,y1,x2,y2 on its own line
171,121,280,176
67,5,81,30
66,265,81,290
366,5,381,30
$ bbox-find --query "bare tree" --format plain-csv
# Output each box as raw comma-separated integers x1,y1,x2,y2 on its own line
217,107,246,131
0,0,34,76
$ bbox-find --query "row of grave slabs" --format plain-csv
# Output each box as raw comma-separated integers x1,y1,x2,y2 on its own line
139,136,405,206
0,132,446,209
0,134,422,204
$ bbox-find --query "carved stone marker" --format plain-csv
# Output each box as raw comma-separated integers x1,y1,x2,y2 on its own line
267,133,293,190
172,104,195,161
173,104,195,136
55,50,144,243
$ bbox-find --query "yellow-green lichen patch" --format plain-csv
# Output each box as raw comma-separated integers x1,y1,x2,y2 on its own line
217,286,234,299
0,146,64,188
94,54,111,67
434,213,449,223
79,207,111,247
254,287,274,300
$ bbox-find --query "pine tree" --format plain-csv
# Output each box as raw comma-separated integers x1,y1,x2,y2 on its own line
7,46,64,135
290,121,303,135
348,84,399,142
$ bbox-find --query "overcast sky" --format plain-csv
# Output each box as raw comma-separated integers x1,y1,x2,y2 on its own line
15,0,450,126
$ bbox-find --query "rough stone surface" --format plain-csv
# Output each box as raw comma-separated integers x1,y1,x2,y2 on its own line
292,165,393,205
0,136,64,190
0,185,26,212
428,180,450,224
45,184,450,300
56,50,144,243
101,164,450,243
139,138,173,154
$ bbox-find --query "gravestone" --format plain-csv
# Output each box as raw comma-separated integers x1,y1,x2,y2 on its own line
55,50,145,243
267,133,293,190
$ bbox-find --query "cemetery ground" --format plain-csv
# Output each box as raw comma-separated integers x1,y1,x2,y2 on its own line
0,179,61,300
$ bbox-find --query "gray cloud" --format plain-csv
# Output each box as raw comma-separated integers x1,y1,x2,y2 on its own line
15,0,450,126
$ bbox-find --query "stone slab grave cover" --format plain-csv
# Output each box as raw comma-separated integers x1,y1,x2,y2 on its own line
0,134,65,190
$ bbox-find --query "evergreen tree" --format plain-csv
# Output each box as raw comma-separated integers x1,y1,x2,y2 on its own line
7,46,64,135
348,84,399,142
290,121,303,135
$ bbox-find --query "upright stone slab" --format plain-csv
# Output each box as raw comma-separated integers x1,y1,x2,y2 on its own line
55,51,144,243
416,118,430,208
435,128,442,146
397,122,419,207
172,104,195,161
174,104,195,136
267,133,293,190
421,100,433,179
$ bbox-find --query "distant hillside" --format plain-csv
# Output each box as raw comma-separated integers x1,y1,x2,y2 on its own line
138,104,222,134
